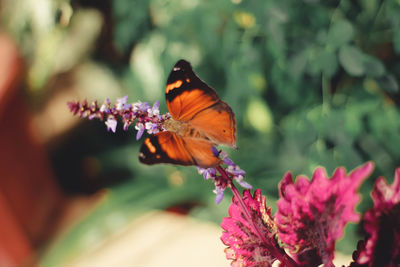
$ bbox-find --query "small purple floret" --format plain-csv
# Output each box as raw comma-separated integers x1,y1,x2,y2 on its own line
235,176,252,189
135,123,145,140
116,95,129,111
212,146,220,157
153,100,160,110
226,165,246,177
134,101,151,112
105,116,117,133
197,167,217,180
214,186,225,204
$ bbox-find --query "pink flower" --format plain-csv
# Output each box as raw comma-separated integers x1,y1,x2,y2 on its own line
275,162,374,266
355,168,400,266
221,189,283,266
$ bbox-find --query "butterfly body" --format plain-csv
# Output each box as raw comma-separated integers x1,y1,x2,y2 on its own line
139,60,236,168
162,118,207,140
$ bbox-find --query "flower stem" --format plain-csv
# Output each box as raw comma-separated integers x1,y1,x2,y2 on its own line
216,166,298,267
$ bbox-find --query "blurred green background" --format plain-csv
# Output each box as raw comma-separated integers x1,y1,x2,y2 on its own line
2,0,400,265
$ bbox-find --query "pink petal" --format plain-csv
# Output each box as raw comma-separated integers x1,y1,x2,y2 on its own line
276,162,374,266
356,168,400,266
221,189,281,266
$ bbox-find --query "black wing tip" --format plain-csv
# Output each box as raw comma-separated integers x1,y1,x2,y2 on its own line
174,59,192,71
138,152,149,164
167,59,194,85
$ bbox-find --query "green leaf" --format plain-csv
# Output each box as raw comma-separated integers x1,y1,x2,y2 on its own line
112,0,151,52
246,98,273,133
338,45,365,76
394,27,400,54
290,50,308,78
317,50,338,78
378,74,399,93
327,19,354,49
363,55,386,78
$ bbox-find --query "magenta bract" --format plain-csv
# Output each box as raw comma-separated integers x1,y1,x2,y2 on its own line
221,189,280,266
276,162,374,266
356,168,400,266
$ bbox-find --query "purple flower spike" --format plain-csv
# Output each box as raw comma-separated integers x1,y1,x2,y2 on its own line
69,96,170,134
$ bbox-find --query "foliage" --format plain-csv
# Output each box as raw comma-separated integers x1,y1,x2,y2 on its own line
2,0,400,265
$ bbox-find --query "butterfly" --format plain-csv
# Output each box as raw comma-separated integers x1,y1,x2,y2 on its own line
138,59,237,168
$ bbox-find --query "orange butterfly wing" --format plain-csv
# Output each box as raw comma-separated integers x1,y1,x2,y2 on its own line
183,137,222,167
165,60,236,147
188,100,236,147
139,131,221,168
139,131,193,166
